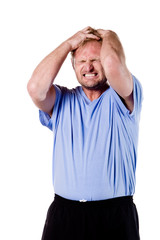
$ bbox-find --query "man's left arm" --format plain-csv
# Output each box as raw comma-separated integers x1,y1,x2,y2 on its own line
98,30,134,112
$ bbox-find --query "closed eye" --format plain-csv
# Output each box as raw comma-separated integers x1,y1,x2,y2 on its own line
76,60,86,64
91,59,100,62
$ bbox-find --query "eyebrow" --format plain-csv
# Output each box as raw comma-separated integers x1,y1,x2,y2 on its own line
76,57,100,62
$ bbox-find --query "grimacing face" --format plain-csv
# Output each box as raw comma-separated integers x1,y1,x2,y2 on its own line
73,41,107,90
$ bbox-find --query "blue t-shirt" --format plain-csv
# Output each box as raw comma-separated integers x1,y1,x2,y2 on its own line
39,74,143,201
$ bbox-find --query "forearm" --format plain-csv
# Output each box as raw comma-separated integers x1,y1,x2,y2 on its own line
100,31,132,98
100,31,125,66
27,41,71,101
28,26,100,102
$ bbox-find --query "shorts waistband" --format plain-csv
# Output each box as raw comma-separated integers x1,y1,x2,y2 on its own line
54,194,133,208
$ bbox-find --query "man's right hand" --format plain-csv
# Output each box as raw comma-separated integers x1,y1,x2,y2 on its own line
67,26,100,51
27,26,100,116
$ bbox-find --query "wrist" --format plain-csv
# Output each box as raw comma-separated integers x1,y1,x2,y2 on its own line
62,40,73,53
65,37,76,52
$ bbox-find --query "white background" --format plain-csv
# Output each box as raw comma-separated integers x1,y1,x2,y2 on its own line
0,0,160,239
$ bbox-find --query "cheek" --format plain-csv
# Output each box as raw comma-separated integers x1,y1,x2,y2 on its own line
97,64,105,74
74,68,82,80
94,62,102,69
75,66,84,75
95,65,104,75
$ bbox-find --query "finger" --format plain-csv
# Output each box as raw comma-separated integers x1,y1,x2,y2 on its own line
96,29,110,38
97,29,104,32
96,29,105,35
86,29,92,34
82,26,92,31
85,33,100,40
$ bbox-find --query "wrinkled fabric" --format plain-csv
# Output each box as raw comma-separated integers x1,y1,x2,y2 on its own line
39,74,143,201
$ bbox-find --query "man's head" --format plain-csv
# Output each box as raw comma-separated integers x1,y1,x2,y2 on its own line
71,29,107,90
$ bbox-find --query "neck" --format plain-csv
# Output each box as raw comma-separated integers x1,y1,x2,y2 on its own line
82,83,109,101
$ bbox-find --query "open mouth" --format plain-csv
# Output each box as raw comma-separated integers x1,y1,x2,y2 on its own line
83,73,98,77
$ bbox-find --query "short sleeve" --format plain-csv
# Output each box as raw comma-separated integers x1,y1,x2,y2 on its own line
110,74,143,119
39,84,62,131
129,74,143,119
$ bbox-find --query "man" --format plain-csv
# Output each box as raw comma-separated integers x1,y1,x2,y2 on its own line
27,26,142,239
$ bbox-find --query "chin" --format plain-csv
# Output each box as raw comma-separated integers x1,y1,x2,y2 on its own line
82,79,107,90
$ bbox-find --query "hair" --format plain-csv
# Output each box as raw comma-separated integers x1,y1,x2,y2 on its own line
71,28,102,59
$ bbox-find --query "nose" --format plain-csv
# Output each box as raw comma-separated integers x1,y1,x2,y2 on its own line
85,62,94,72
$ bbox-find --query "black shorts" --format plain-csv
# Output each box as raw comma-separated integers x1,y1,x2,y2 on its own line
41,194,140,240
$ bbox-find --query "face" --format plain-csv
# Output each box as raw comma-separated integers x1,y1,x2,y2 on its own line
73,41,107,90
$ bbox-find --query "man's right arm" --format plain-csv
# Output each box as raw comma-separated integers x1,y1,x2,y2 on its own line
27,27,100,116
27,41,72,116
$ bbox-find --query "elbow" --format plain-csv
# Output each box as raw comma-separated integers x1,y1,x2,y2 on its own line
27,79,37,98
27,78,45,101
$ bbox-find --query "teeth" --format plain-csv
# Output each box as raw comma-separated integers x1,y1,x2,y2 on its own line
84,74,97,77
